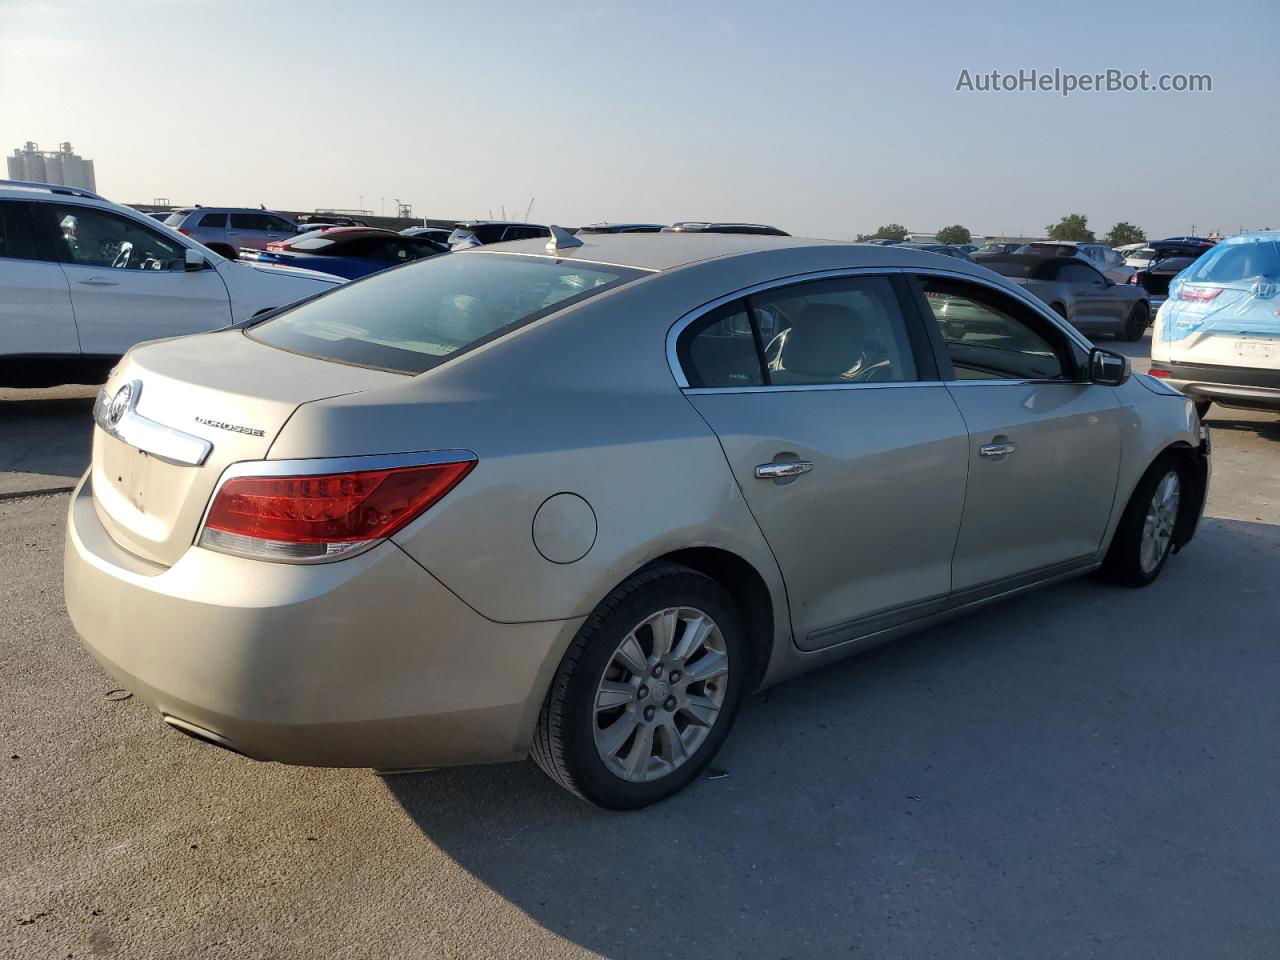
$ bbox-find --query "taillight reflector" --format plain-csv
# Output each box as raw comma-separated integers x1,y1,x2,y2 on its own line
1178,286,1222,302
201,459,474,562
177,228,191,236
1148,368,1170,378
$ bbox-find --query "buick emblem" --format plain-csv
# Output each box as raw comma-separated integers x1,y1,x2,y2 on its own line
106,382,133,427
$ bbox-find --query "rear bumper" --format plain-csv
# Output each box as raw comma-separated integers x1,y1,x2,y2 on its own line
1153,361,1280,412
63,473,582,768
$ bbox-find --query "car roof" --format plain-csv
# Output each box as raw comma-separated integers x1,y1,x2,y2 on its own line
981,253,1074,269
454,220,547,228
464,232,1013,275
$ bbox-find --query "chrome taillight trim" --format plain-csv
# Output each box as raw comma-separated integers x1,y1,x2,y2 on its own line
194,450,478,565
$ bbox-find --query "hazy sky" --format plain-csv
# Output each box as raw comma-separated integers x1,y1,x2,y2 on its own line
2,0,1276,239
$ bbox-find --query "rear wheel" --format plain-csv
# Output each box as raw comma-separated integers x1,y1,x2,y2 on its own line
1100,455,1186,587
532,563,747,809
1123,302,1150,342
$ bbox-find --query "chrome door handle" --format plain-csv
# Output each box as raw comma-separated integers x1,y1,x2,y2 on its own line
979,442,1017,458
77,277,118,287
755,460,813,479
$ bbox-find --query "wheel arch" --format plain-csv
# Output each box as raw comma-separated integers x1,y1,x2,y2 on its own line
640,547,777,691
1112,440,1207,555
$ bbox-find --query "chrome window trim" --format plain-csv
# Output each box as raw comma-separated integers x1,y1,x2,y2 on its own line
665,266,908,390
684,381,948,396
93,381,213,467
194,449,479,565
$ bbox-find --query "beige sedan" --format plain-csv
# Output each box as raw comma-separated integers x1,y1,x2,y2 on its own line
65,233,1209,808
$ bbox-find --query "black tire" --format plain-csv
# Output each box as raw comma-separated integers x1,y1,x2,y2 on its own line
1123,302,1150,342
1100,454,1187,587
1194,400,1212,420
531,563,748,809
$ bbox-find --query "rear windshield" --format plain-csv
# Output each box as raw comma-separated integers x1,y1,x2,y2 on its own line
248,252,646,374
983,259,1036,279
1183,239,1280,284
164,210,192,226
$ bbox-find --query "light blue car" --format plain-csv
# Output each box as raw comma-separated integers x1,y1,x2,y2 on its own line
1150,232,1280,417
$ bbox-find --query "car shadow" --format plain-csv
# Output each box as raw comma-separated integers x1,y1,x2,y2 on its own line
384,516,1280,958
0,387,97,484
1202,410,1280,441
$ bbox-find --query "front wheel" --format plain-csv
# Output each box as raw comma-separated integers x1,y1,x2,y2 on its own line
1123,302,1150,342
531,563,747,809
1100,455,1186,587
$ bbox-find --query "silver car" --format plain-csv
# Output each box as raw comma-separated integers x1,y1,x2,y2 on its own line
975,253,1152,340
163,207,300,260
64,234,1209,809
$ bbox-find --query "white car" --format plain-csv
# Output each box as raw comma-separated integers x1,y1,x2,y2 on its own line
0,180,345,387
1116,242,1158,270
1017,241,1135,285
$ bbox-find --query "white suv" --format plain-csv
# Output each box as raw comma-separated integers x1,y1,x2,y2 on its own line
0,181,345,387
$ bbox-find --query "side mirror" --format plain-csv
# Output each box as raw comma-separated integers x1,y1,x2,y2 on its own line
1089,347,1130,386
184,248,206,271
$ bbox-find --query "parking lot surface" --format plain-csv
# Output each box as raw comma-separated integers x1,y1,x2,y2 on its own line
3,342,1278,959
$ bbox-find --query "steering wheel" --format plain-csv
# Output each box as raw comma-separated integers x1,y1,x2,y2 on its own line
111,242,133,270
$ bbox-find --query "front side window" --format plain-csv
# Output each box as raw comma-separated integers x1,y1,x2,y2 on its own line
1057,262,1103,284
0,201,40,261
920,279,1067,381
47,205,185,270
250,252,645,374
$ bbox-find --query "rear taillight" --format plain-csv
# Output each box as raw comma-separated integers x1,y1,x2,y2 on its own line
177,228,191,236
200,458,475,562
1148,368,1170,378
1127,273,1139,284
1178,286,1222,302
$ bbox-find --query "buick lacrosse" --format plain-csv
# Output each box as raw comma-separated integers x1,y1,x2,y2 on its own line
65,232,1210,808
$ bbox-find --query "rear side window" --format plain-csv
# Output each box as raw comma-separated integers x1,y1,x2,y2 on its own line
1057,263,1102,284
0,201,39,261
920,279,1069,381
677,275,920,388
198,212,227,228
249,252,645,374
230,213,271,230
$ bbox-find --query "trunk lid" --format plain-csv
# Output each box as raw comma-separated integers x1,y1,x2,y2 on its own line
91,329,403,566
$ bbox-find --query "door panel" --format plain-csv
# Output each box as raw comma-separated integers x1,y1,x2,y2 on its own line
61,263,232,355
0,258,79,357
689,386,969,648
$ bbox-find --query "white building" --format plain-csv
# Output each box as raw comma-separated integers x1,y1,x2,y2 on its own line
7,142,96,191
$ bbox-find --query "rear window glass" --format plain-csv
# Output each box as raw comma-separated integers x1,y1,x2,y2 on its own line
249,252,646,374
984,259,1035,279
288,235,340,252
164,210,192,226
1184,240,1280,284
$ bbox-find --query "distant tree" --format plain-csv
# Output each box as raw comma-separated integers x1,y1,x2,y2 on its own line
1045,213,1096,242
1104,222,1146,247
935,224,972,246
872,223,909,242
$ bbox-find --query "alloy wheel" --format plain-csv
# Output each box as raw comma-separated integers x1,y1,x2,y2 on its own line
592,606,729,783
1140,470,1180,574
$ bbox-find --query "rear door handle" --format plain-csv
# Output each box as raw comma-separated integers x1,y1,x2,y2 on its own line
77,277,118,287
755,460,813,479
979,441,1017,458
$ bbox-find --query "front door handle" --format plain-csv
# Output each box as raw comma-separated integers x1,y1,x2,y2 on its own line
77,277,118,287
979,441,1017,458
755,460,813,479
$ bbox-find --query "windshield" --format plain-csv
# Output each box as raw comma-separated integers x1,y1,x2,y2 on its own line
249,252,646,374
1183,239,1280,284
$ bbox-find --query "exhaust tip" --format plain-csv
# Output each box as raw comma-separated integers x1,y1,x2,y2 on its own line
163,716,258,760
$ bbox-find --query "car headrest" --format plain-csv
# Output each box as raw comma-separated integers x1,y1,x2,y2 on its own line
777,303,865,378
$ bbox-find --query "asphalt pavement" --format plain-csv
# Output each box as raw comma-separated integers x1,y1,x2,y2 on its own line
2,343,1278,959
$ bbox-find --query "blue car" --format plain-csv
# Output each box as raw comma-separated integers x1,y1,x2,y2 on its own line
243,228,446,279
1150,232,1280,418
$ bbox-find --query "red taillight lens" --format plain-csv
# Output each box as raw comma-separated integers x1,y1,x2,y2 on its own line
1178,286,1222,302
1148,368,1170,378
201,460,474,561
177,228,191,236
